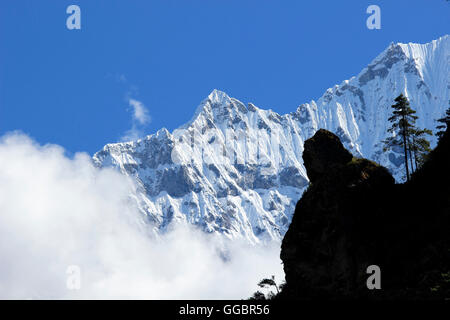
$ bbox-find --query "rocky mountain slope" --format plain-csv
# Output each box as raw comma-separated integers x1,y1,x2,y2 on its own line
93,35,449,243
280,127,450,299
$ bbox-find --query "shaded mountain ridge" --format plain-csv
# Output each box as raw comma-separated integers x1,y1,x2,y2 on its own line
280,126,450,299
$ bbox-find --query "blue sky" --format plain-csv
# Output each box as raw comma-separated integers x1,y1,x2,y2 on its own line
0,0,448,154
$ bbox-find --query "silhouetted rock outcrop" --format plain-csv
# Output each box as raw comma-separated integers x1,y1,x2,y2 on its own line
279,128,450,299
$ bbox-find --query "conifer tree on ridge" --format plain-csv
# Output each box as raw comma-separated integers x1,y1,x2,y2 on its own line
383,94,431,181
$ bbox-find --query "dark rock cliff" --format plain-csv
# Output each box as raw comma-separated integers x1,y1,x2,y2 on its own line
279,128,450,299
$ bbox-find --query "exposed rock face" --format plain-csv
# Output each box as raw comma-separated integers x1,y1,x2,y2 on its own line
281,129,394,298
280,128,450,299
302,129,353,183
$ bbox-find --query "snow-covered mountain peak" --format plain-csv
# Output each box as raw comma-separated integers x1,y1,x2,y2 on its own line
94,36,449,244
188,89,242,127
361,35,449,92
155,127,171,140
207,88,232,105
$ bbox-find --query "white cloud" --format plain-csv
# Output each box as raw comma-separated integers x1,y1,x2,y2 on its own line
128,98,150,126
120,98,150,142
0,132,284,299
107,74,150,142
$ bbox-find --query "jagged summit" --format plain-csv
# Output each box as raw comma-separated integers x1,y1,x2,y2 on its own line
155,127,171,139
187,89,241,129
94,36,449,243
208,89,231,105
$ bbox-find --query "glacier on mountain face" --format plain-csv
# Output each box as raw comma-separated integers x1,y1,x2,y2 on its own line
93,35,450,244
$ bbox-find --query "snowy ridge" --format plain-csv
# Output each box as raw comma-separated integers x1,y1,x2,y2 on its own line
93,36,450,243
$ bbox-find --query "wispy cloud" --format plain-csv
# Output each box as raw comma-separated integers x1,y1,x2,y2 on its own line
120,98,151,142
109,73,151,142
128,98,150,126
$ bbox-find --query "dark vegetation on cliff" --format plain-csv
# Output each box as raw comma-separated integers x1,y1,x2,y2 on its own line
277,126,450,300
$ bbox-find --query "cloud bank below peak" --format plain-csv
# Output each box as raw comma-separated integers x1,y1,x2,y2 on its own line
0,132,283,299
